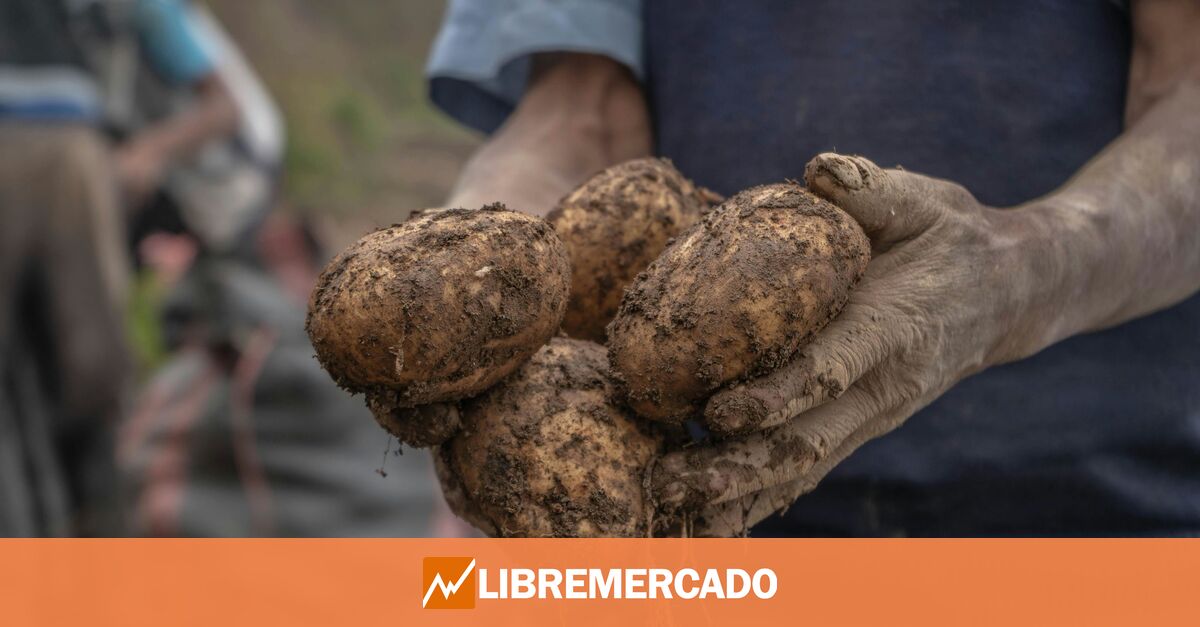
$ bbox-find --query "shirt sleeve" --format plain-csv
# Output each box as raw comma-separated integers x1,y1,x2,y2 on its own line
426,0,643,134
135,0,216,85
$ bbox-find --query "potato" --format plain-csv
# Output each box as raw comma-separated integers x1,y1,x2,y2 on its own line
607,184,871,425
305,204,570,426
438,338,662,537
366,394,462,449
548,158,720,342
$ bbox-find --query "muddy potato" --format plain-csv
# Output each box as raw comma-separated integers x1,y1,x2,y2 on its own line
608,184,871,425
440,338,662,537
367,393,462,449
548,158,720,342
305,204,570,422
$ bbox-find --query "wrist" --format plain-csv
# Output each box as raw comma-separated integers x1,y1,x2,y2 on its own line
448,53,651,215
525,53,651,169
989,195,1106,362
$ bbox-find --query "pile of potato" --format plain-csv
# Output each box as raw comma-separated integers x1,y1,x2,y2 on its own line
305,158,869,537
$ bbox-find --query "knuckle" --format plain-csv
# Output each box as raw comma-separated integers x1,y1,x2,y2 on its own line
847,155,886,185
856,366,920,409
801,429,834,463
932,205,992,251
841,300,910,353
874,354,931,406
936,179,979,209
816,368,848,401
764,427,826,473
894,313,933,352
891,371,928,405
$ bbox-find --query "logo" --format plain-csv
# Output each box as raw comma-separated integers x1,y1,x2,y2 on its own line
422,557,476,609
422,557,779,607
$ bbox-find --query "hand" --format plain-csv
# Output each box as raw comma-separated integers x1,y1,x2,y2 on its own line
114,139,168,206
446,128,591,218
651,152,1058,536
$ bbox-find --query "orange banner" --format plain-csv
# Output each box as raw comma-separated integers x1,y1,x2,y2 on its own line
2,539,1197,626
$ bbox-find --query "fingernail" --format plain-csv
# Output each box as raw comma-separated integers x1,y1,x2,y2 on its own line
806,154,864,191
704,391,768,435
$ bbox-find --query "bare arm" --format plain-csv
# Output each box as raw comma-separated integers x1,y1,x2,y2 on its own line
445,53,652,216
116,72,239,205
653,0,1200,535
1124,0,1200,126
1019,0,1200,352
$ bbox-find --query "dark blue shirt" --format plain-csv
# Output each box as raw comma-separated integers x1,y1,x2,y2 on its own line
644,0,1200,536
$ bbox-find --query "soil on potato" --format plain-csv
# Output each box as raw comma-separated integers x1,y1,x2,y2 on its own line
608,183,871,425
548,158,721,342
366,391,462,448
444,338,665,537
305,203,570,413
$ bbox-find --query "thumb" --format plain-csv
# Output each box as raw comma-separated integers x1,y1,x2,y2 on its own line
803,153,951,251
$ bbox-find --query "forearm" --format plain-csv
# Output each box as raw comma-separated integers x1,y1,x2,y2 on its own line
446,53,651,216
128,74,238,164
1019,81,1200,353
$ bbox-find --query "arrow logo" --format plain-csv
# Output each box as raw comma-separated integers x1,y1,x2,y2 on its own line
422,557,477,609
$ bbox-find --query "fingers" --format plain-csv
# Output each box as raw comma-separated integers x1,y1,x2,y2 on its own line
702,153,958,436
804,153,908,246
686,422,883,537
656,378,892,512
704,271,902,434
803,153,971,252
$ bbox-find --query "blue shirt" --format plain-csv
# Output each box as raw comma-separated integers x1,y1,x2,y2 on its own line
427,0,643,134
136,0,214,85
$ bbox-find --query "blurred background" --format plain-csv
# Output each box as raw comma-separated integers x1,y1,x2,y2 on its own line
126,0,478,370
205,0,474,252
0,0,475,537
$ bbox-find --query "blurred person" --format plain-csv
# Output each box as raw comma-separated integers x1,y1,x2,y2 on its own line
425,0,1200,535
0,0,237,535
90,5,438,536
118,213,440,537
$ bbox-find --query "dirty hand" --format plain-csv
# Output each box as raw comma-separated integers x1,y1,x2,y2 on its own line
652,152,1058,536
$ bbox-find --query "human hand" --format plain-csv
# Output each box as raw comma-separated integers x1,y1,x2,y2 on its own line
651,152,1060,536
114,139,168,206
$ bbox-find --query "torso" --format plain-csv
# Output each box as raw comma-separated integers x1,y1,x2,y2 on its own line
645,0,1200,535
